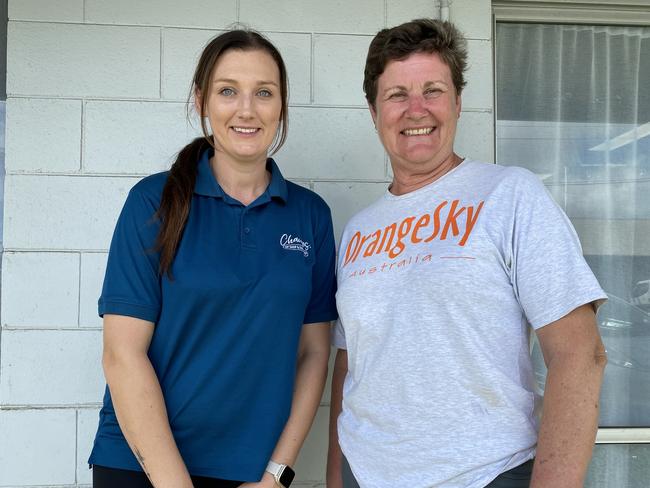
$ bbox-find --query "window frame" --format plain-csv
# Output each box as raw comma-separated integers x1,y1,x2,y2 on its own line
493,0,650,26
492,0,650,445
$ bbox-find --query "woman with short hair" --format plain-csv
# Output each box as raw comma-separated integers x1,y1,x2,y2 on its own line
328,18,606,488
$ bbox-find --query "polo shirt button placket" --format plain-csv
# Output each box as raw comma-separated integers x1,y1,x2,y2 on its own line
239,209,258,282
241,210,255,249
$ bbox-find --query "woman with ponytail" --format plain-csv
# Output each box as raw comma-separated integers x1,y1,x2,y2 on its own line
89,30,337,488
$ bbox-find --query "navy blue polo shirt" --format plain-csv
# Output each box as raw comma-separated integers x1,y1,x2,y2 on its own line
89,149,338,480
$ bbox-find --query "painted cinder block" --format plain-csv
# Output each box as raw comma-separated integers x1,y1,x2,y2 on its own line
8,0,84,22
387,0,436,27
312,25,492,113
0,329,104,405
7,23,160,98
85,0,237,28
313,34,372,107
387,0,492,40
80,253,108,329
265,32,312,105
451,0,492,41
455,110,495,164
77,408,102,484
162,28,223,101
239,0,384,34
1,252,79,328
162,29,312,105
275,107,384,181
463,40,493,110
293,406,329,483
5,98,82,173
0,409,76,485
3,175,140,251
83,101,200,175
313,181,389,244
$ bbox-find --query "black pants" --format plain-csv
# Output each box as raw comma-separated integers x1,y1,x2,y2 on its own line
484,459,534,488
92,465,243,488
341,456,533,488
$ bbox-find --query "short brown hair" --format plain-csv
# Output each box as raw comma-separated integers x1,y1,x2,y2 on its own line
363,19,468,108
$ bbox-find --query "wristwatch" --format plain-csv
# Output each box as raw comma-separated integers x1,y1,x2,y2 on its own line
265,460,295,488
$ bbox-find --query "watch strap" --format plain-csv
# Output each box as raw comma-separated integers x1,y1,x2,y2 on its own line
265,460,295,487
266,460,281,476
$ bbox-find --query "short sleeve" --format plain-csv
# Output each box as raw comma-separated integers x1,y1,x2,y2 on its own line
303,203,338,325
98,185,162,323
331,318,347,349
509,170,607,329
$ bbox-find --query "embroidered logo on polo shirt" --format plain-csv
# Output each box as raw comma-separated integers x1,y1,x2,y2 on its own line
280,234,311,257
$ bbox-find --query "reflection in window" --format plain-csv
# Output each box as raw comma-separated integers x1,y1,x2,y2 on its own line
586,444,650,487
496,23,650,427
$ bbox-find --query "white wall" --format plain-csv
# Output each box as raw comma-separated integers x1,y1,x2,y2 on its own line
0,1,493,486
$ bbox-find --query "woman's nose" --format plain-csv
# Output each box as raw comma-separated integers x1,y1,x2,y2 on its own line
406,95,427,117
237,93,254,117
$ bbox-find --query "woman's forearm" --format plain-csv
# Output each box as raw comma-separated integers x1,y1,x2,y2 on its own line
532,305,607,487
104,352,193,487
531,352,605,487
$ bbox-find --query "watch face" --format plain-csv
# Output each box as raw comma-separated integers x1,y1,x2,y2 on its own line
279,466,295,486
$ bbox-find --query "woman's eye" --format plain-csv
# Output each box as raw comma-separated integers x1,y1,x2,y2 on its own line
258,89,272,97
389,92,407,100
219,88,235,96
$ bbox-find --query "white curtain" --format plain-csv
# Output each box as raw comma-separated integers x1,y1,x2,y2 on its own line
495,22,650,428
496,22,650,486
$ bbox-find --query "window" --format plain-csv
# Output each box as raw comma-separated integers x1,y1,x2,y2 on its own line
494,1,650,485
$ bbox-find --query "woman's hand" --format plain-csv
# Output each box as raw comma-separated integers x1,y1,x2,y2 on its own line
239,471,279,488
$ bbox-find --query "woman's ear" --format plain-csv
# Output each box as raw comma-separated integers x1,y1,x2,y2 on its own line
193,89,203,117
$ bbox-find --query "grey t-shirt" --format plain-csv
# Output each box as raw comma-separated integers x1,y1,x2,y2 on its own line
333,160,606,488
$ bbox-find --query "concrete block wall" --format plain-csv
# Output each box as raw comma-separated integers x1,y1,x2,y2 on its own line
0,1,493,486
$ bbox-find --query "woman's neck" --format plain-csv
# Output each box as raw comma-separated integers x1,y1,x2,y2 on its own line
210,153,271,206
389,153,463,196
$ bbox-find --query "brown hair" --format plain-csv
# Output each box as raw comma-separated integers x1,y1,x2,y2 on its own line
363,18,468,108
156,29,289,277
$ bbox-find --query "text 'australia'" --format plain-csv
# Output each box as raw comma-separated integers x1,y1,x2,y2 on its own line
343,199,484,266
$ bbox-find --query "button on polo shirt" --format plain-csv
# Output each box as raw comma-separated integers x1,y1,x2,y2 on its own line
89,148,338,481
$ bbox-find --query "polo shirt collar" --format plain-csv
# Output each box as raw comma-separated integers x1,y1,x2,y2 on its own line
193,147,288,203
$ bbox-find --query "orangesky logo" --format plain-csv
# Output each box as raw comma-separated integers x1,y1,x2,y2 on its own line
343,199,484,266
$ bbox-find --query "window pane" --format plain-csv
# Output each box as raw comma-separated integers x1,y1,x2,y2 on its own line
586,444,650,487
496,23,650,427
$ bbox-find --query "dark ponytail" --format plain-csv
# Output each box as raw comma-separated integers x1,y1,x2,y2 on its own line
154,29,289,277
155,137,211,277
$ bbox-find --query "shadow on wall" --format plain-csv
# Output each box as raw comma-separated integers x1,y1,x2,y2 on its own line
0,100,5,317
